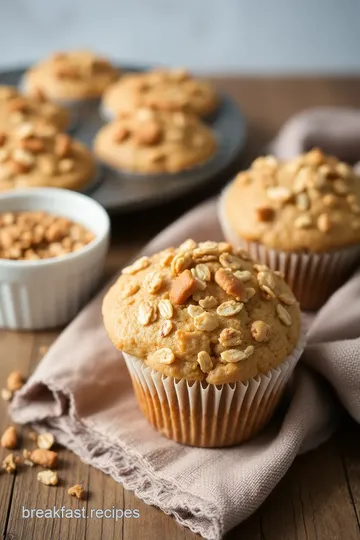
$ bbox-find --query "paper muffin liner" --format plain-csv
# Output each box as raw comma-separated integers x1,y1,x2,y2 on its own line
122,333,305,448
218,188,360,310
19,76,100,132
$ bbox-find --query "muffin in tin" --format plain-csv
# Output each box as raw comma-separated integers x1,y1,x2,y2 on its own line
103,239,304,447
94,108,217,174
0,86,69,132
0,122,96,192
101,68,219,120
22,50,119,102
219,149,360,310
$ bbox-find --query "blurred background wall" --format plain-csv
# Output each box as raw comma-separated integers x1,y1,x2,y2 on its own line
0,0,360,73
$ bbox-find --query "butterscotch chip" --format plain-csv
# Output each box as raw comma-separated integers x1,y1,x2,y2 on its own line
1,426,18,449
215,268,246,300
170,269,197,305
121,283,140,298
31,448,57,468
251,320,271,342
68,484,85,499
37,470,58,486
256,206,275,222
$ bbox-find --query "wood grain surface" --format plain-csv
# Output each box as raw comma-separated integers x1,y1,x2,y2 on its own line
1,76,360,540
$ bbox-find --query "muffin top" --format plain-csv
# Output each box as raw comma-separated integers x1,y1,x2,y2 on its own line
0,86,69,132
103,240,301,385
0,123,95,192
102,68,219,118
223,149,360,252
94,108,217,174
24,50,119,101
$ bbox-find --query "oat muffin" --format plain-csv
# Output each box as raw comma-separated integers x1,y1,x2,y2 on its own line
103,240,304,447
94,108,217,174
0,123,96,192
101,68,219,119
219,148,360,309
23,50,119,101
0,86,69,132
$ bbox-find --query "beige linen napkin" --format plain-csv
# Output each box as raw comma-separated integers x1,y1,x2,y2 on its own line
11,109,360,540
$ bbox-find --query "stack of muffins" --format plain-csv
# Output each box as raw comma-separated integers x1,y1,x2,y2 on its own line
0,50,122,192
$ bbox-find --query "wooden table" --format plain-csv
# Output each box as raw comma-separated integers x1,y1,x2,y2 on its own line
2,76,360,540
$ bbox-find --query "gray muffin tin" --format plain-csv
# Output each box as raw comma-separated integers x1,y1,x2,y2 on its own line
0,65,247,214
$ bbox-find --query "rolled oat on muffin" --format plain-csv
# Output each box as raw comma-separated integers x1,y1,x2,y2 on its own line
102,240,304,447
101,68,219,120
219,148,360,310
94,108,217,174
0,123,96,192
0,86,69,132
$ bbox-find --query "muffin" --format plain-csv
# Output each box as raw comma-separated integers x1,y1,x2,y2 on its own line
219,149,360,310
23,50,119,101
94,108,217,174
101,68,219,120
0,86,69,132
0,122,96,192
103,240,304,447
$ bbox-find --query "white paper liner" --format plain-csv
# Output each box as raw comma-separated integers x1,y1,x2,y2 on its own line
218,186,360,310
19,75,100,131
122,334,305,448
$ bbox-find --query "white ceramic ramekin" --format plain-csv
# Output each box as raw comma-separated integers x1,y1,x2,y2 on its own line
0,188,110,330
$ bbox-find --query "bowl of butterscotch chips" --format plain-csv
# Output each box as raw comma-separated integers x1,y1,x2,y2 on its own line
0,187,110,330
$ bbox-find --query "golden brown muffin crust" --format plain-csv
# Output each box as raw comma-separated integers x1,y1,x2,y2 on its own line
0,123,95,191
24,50,119,101
103,240,301,385
102,68,218,118
94,108,217,174
0,86,69,132
223,149,360,252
